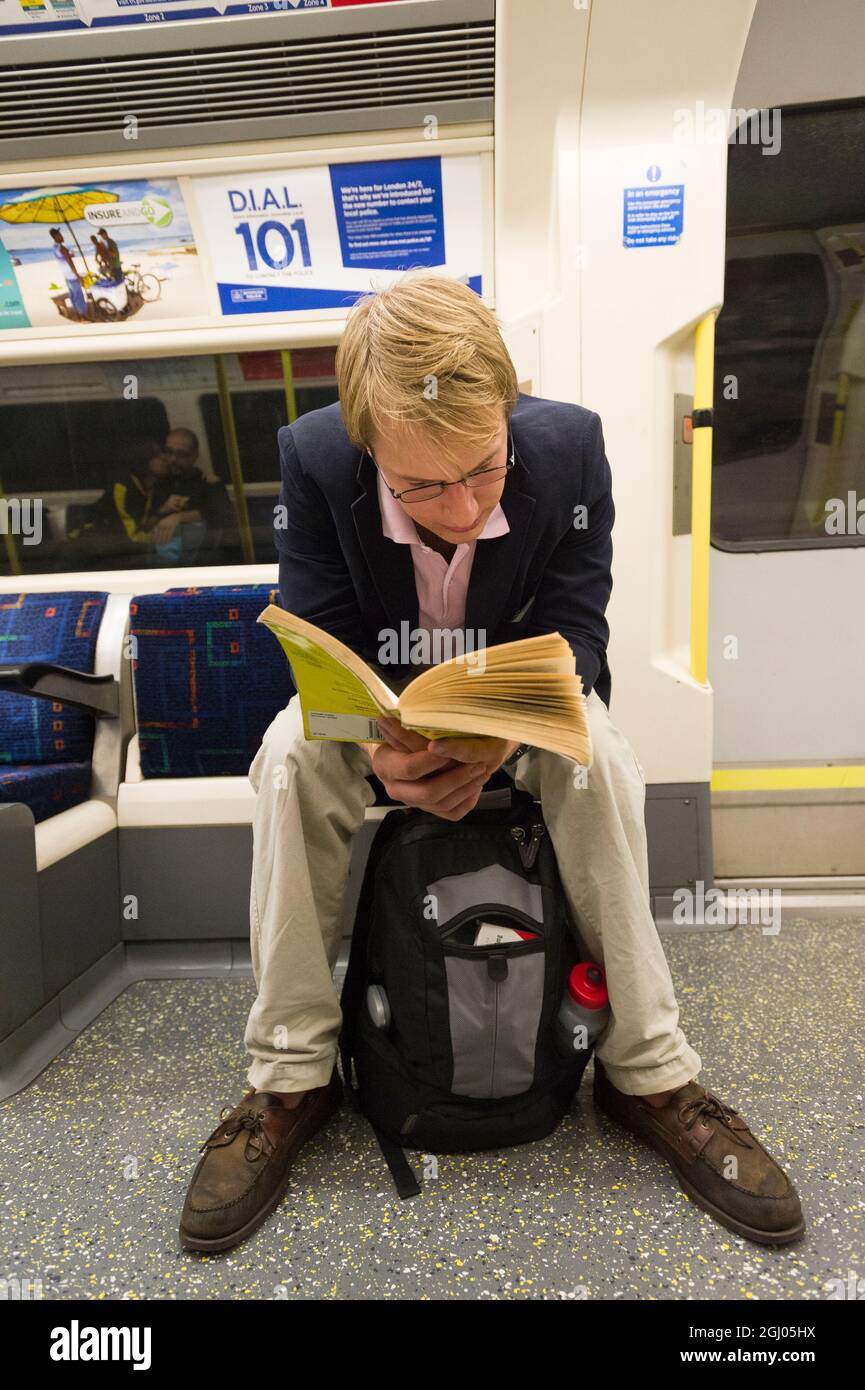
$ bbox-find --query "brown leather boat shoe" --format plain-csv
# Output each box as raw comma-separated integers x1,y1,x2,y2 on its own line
592,1058,805,1246
179,1066,343,1253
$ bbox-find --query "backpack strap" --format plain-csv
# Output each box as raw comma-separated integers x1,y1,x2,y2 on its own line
338,807,407,1105
370,1125,422,1200
474,785,515,810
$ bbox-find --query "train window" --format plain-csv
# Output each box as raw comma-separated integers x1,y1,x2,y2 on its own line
199,383,338,486
0,347,338,575
713,100,865,548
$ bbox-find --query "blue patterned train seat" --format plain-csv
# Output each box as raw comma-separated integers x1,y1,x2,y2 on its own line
129,584,293,778
0,591,108,822
129,584,514,805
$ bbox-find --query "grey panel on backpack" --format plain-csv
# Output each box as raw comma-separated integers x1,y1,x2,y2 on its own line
427,865,544,929
445,951,545,1098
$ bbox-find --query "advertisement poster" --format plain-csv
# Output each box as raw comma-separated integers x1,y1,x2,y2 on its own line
191,155,484,317
0,177,206,330
0,0,331,35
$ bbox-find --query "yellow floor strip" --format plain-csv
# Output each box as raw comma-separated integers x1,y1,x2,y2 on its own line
712,766,865,792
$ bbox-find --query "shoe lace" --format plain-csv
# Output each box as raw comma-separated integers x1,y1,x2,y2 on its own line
198,1105,270,1162
678,1091,752,1148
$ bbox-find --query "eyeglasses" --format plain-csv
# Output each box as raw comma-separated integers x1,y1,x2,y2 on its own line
373,432,516,503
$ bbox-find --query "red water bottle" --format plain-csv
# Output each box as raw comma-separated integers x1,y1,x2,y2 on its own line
555,962,610,1056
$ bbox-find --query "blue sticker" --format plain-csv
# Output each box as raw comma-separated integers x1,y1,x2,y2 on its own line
216,276,482,315
329,158,445,270
218,283,364,314
623,184,684,247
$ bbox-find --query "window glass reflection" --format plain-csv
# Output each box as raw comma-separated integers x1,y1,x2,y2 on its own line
0,348,338,575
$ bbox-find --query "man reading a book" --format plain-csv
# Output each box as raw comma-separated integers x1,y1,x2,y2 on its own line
180,271,803,1254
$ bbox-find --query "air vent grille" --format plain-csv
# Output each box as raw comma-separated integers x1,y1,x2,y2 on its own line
0,21,494,152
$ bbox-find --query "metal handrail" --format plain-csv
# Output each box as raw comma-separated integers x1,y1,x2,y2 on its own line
690,310,717,685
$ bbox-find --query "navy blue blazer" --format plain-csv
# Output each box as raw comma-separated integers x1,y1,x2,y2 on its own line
274,391,614,709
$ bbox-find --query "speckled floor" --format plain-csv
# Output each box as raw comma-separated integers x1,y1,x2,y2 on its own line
1,915,862,1301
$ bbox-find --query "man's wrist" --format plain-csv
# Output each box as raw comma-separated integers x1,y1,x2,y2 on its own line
504,742,529,768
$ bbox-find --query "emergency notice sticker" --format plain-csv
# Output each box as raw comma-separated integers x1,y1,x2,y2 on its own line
623,182,684,247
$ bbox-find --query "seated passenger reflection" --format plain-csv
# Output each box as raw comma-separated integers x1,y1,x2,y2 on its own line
67,437,194,569
163,427,237,564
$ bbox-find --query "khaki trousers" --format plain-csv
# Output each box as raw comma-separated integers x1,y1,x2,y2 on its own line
244,688,702,1097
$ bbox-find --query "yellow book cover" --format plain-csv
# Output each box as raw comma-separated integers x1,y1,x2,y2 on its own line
257,604,592,765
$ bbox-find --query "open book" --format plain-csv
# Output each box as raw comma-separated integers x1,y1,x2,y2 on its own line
257,604,592,765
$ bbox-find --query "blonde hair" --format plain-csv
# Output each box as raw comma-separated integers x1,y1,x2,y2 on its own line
335,270,519,462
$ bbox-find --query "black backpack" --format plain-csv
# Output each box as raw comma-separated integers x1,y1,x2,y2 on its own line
338,786,595,1198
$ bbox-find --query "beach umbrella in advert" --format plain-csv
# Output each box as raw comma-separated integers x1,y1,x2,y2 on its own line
0,186,119,276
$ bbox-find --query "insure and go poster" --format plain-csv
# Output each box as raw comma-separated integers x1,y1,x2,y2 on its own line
0,177,206,330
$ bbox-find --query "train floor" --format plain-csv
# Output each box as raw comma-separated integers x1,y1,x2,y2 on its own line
2,909,862,1301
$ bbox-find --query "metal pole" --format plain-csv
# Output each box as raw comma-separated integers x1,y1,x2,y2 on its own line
214,355,255,564
280,349,298,423
690,311,716,686
57,197,92,277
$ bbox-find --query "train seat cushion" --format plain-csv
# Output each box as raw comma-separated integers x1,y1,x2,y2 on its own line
129,585,516,803
0,591,108,769
0,760,93,824
130,584,293,778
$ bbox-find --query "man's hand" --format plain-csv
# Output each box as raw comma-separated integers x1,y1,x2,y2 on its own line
151,513,180,545
158,494,190,516
427,734,521,780
364,716,493,822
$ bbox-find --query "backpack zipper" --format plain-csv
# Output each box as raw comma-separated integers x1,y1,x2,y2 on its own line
441,939,542,971
490,962,500,1093
438,902,544,941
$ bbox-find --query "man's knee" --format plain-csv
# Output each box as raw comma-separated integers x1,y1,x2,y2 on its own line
249,699,305,792
249,697,372,797
582,694,646,821
539,690,643,806
585,689,620,770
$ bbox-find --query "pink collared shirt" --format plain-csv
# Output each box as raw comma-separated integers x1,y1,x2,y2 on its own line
376,469,509,632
